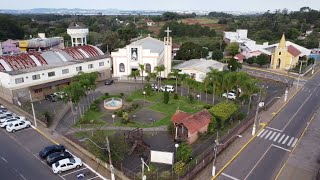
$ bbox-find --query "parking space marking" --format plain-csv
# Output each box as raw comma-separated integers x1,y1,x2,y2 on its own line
19,173,27,180
2,157,7,163
221,173,240,180
61,167,87,177
87,176,99,180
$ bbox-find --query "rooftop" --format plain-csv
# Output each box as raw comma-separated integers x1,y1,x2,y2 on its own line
173,59,227,73
129,36,164,54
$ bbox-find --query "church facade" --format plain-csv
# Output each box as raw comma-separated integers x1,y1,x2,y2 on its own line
111,30,172,79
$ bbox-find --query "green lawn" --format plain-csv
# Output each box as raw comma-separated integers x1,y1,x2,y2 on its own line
74,130,116,139
74,109,106,128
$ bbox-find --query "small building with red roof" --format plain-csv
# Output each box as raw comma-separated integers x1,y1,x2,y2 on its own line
171,109,212,144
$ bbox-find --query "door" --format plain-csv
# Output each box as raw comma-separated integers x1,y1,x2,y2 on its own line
66,163,74,171
60,164,67,171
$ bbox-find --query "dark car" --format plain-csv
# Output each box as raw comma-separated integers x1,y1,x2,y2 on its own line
46,151,72,165
105,79,114,85
39,145,65,159
45,94,57,102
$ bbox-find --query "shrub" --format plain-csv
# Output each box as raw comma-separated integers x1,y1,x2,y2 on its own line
43,111,52,125
115,110,124,117
187,93,194,103
173,93,178,100
203,104,213,109
159,171,171,180
104,92,109,97
174,161,186,176
90,104,99,112
246,57,255,64
208,116,217,133
177,142,192,163
93,99,101,105
131,102,140,109
121,112,130,124
236,112,246,121
120,93,124,97
163,91,169,104
209,101,239,123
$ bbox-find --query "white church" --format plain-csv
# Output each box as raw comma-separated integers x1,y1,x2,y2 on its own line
111,28,173,78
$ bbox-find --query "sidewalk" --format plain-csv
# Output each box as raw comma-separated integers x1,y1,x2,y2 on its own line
194,85,301,180
0,98,123,180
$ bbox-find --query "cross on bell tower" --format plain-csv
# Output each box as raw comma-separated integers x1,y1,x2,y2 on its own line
165,27,172,37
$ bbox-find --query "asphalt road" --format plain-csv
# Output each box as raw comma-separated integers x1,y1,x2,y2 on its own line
215,71,320,180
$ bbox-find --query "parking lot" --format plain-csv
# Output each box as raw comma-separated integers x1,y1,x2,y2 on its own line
0,116,105,180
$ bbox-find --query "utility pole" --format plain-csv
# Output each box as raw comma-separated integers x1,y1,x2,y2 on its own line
106,137,115,180
29,90,37,127
297,60,303,89
252,86,263,136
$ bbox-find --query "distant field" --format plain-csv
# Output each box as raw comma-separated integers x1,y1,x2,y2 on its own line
179,17,226,31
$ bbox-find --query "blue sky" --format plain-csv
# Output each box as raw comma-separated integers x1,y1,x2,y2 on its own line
1,0,319,12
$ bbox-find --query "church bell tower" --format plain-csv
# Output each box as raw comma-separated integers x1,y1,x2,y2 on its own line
163,27,172,78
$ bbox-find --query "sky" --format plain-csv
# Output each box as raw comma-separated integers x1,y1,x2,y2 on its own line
1,0,319,12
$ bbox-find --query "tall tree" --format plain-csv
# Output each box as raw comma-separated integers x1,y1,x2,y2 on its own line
204,68,221,104
243,79,259,114
226,42,239,57
129,70,140,89
138,63,145,85
179,73,189,96
169,69,180,93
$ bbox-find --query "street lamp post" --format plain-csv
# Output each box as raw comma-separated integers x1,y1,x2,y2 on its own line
143,91,146,106
297,60,306,89
28,90,37,127
141,158,150,180
212,134,242,176
197,94,200,103
175,143,179,163
252,85,266,136
79,137,115,180
112,114,115,124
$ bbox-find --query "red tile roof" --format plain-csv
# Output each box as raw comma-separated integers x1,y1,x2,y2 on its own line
287,45,301,57
234,53,245,61
171,110,191,124
171,109,212,134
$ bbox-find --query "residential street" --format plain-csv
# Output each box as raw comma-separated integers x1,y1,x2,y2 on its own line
214,71,320,179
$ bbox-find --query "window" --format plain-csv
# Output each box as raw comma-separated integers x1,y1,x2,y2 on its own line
62,69,69,74
48,72,55,77
34,89,42,93
15,77,24,84
32,74,40,80
99,62,104,67
88,64,93,69
279,52,281,55
76,66,82,71
119,63,125,72
145,63,151,72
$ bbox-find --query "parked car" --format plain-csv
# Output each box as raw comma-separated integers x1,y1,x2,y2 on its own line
45,94,57,102
46,151,72,165
160,85,175,93
151,84,158,91
39,145,66,159
53,92,67,99
6,120,31,132
0,118,20,128
0,113,15,121
52,157,83,174
222,92,236,100
105,79,114,85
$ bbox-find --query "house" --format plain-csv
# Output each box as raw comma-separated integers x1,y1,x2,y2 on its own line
171,109,212,144
267,34,311,70
145,20,155,27
111,30,172,79
173,59,227,82
234,53,246,63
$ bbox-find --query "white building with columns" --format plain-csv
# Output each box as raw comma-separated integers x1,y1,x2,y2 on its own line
111,28,172,79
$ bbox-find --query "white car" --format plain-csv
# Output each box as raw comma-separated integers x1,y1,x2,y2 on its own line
52,157,83,174
0,118,20,128
0,115,25,123
53,91,67,99
6,120,31,132
160,85,175,93
222,92,236,100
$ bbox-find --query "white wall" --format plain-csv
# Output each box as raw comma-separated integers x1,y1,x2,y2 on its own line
179,69,207,82
3,58,111,90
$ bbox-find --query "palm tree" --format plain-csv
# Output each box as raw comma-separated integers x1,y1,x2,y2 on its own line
243,79,259,114
169,69,180,93
204,68,221,104
179,73,189,96
235,71,249,96
154,66,161,90
129,70,140,89
158,65,165,88
221,72,236,102
138,63,145,85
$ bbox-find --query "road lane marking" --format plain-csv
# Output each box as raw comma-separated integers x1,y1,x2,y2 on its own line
266,127,282,132
282,136,290,144
257,129,265,137
291,138,298,147
269,132,277,140
271,144,291,152
281,88,316,131
287,137,295,147
221,173,240,180
244,145,272,180
273,133,281,142
260,130,269,138
278,134,286,143
61,167,87,177
265,131,273,139
19,173,27,180
1,157,7,163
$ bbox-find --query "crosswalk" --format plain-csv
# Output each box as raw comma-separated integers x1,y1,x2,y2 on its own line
257,129,298,148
